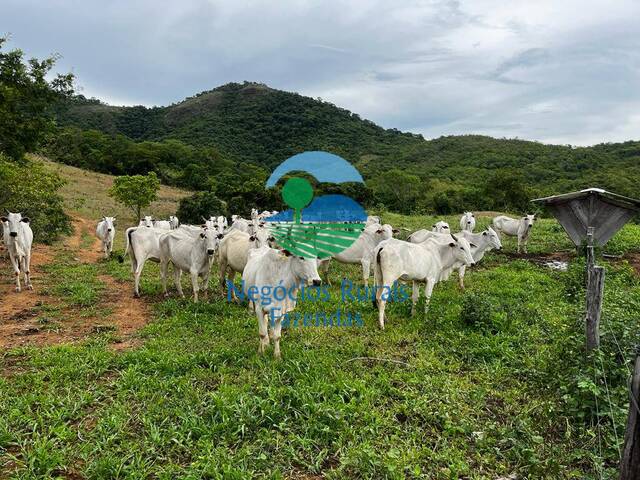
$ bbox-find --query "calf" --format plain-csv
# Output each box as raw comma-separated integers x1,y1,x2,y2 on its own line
169,215,180,230
460,212,476,232
242,247,322,358
159,227,222,302
492,214,535,253
1,212,33,292
317,223,398,286
373,234,474,327
96,216,116,258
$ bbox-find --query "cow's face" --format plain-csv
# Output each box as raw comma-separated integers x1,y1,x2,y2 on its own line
485,226,502,250
523,214,535,230
253,225,271,248
1,212,29,237
463,212,475,225
199,228,220,256
375,224,394,240
103,216,116,233
432,221,450,233
449,235,475,266
141,216,153,227
289,254,322,286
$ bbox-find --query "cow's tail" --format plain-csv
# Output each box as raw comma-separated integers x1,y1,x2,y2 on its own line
123,228,136,271
372,246,384,308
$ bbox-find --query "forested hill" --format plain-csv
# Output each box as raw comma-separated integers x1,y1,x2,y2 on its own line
54,82,420,169
51,81,640,215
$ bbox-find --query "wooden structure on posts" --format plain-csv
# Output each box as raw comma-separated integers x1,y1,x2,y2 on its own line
533,188,640,351
533,188,640,478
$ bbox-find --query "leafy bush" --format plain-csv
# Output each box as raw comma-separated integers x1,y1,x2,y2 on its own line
176,191,227,224
460,291,495,330
0,154,71,243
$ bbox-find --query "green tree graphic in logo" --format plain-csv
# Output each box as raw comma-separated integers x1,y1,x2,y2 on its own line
265,152,368,259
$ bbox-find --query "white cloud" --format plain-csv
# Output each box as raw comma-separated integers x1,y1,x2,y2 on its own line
2,0,639,144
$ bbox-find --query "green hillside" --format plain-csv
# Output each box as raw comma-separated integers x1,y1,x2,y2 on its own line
51,81,640,215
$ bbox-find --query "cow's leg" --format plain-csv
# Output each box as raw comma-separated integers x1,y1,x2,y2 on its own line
273,316,283,359
174,268,184,298
424,278,435,314
361,258,371,287
522,235,528,254
11,254,21,292
458,265,466,290
24,253,32,290
133,257,145,298
376,277,393,329
190,269,200,303
219,258,227,291
411,281,419,316
318,259,331,286
257,308,269,354
201,270,210,300
160,259,169,297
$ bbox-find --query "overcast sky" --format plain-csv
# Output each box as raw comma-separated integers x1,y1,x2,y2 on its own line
3,0,639,145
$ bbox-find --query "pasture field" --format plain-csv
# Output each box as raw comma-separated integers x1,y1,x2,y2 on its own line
2,186,640,477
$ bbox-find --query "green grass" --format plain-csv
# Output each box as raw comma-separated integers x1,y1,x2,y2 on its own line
1,214,640,478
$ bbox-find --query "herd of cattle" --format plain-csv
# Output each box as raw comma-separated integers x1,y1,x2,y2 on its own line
1,209,536,357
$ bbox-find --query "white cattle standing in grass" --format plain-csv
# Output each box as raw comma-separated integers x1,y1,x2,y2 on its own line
123,226,165,297
139,216,154,228
432,221,450,233
159,227,222,302
218,227,273,297
373,234,475,327
242,247,322,358
317,223,398,286
96,216,116,258
460,212,476,232
1,212,33,292
492,214,536,253
169,215,180,230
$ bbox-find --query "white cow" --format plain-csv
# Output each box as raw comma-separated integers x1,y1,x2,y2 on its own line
124,226,165,297
366,215,381,226
204,215,227,235
492,214,536,253
431,221,450,233
139,216,154,228
317,223,397,286
1,212,33,292
242,247,322,358
228,218,251,233
96,216,116,258
373,234,475,327
169,215,180,230
460,212,476,232
218,227,272,297
159,227,222,302
153,219,172,230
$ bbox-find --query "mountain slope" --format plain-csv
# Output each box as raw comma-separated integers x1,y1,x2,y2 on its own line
56,82,420,169
52,81,640,214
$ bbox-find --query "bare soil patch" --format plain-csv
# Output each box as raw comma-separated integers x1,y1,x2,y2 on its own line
1,215,151,350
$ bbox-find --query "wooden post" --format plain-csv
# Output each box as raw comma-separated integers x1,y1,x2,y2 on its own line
586,226,595,269
620,350,640,479
585,265,604,351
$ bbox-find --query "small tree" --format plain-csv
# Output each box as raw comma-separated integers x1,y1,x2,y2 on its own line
109,172,160,221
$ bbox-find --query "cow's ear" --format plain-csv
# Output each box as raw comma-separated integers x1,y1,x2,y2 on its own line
0,216,7,222
482,231,487,236
200,224,207,228
449,242,455,247
21,217,30,223
470,243,478,248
